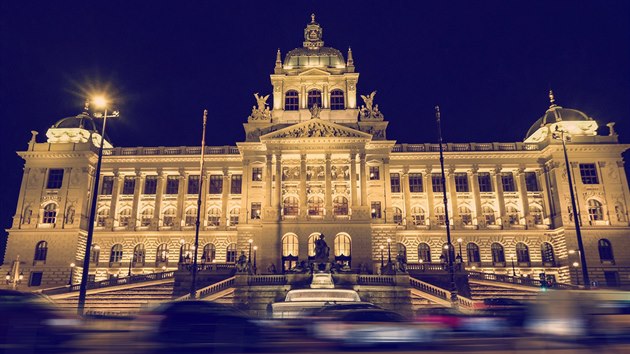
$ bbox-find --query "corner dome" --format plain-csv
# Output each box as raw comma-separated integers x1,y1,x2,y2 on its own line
524,91,598,143
283,14,346,70
46,111,113,148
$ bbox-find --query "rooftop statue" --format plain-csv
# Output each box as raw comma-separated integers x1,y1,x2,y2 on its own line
248,92,272,121
360,91,376,112
254,92,269,111
309,103,321,119
359,90,384,121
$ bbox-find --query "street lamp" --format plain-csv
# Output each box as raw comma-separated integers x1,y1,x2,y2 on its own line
379,245,385,269
510,255,516,277
5,256,24,290
387,238,392,264
78,95,119,315
552,125,590,288
456,238,463,266
248,239,253,264
69,263,75,286
572,262,580,285
253,246,258,274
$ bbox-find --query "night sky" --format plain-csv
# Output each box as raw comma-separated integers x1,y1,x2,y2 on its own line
1,1,629,257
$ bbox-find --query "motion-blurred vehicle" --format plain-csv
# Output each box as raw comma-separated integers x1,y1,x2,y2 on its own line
414,307,509,333
312,308,436,347
134,300,262,352
0,289,82,350
475,298,529,328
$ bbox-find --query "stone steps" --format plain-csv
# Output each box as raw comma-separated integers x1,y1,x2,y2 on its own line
468,281,539,301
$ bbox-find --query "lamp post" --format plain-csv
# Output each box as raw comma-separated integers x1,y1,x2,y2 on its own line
68,263,75,286
552,125,589,288
511,255,516,277
253,246,258,274
78,96,119,316
379,245,384,269
435,106,458,305
572,262,580,285
386,238,392,264
248,239,253,264
5,255,24,290
457,237,463,260
190,110,208,300
128,253,133,277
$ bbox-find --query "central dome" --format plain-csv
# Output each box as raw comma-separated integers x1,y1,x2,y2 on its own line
283,14,346,70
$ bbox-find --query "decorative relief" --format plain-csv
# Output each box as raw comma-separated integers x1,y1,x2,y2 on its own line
331,165,349,180
282,166,301,181
607,165,620,183
267,121,364,139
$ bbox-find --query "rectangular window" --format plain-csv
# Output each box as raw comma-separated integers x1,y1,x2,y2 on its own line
501,173,516,192
478,173,492,192
455,173,469,192
165,176,179,195
371,201,382,219
29,272,43,287
209,175,223,194
252,167,263,181
604,271,620,287
46,169,64,189
231,175,242,194
251,202,261,219
101,176,114,195
122,176,135,195
579,163,599,184
525,172,540,192
409,173,423,193
187,175,200,194
144,176,157,195
369,166,380,180
432,174,444,193
390,173,401,193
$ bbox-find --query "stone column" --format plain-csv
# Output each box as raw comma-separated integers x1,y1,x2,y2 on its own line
469,166,482,225
447,167,459,225
275,153,282,214
153,169,165,227
240,160,249,222
515,167,530,224
424,167,434,226
538,167,552,221
109,170,121,225
401,166,411,226
130,169,143,229
322,84,329,109
176,168,186,229
325,153,332,218
265,154,273,207
359,152,368,207
350,153,358,207
221,167,230,227
300,154,308,218
301,86,307,109
491,167,506,226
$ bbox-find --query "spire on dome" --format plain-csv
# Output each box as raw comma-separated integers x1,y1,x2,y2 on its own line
549,89,557,108
303,14,324,50
311,13,316,23
275,48,282,69
347,47,354,66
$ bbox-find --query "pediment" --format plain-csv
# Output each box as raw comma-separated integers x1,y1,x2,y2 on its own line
298,68,332,76
260,119,372,141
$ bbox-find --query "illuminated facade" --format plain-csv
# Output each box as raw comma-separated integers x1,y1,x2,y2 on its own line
3,15,630,290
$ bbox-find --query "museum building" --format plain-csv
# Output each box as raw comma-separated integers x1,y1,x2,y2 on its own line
3,15,630,290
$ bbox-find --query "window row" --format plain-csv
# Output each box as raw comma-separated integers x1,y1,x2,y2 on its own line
388,171,541,193
89,243,238,264
284,89,345,111
100,174,243,196
413,241,555,265
96,207,241,227
282,196,349,216
281,233,352,258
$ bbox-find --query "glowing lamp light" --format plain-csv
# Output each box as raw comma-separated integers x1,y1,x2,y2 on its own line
444,245,450,250
92,95,108,109
18,272,24,281
572,262,579,267
457,238,463,243
248,239,253,244
253,246,258,251
161,266,166,271
5,273,10,281
568,250,576,255
379,245,384,250
387,238,391,243
70,263,75,268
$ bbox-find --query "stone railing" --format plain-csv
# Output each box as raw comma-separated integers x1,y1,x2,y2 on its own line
39,271,175,296
176,276,236,301
357,275,395,285
247,274,287,286
406,263,448,272
178,263,236,272
392,142,539,153
467,271,576,290
409,277,449,301
103,145,240,156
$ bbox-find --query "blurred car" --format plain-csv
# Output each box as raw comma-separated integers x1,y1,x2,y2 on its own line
415,307,511,334
312,309,436,347
0,289,82,350
134,300,262,352
475,298,529,328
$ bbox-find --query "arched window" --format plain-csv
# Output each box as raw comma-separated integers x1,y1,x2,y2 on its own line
118,208,131,227
162,208,176,227
529,205,544,225
42,203,57,224
307,89,322,108
282,234,299,257
207,207,221,226
333,196,348,216
588,199,604,221
334,234,351,257
140,207,153,227
156,244,168,263
458,206,473,226
229,208,240,226
283,196,299,216
179,243,192,263
330,89,345,110
226,243,237,263
202,244,216,263
308,234,318,257
97,208,109,227
411,207,426,226
541,242,555,265
34,241,48,261
466,243,480,263
397,243,407,259
418,243,431,262
22,206,33,225
482,205,496,225
110,244,123,263
516,242,530,263
615,204,626,222
506,205,520,225
392,207,403,224
435,205,446,225
184,207,197,227
90,245,100,264
133,244,145,264
308,197,324,216
491,243,505,263
284,90,299,111
598,239,614,262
